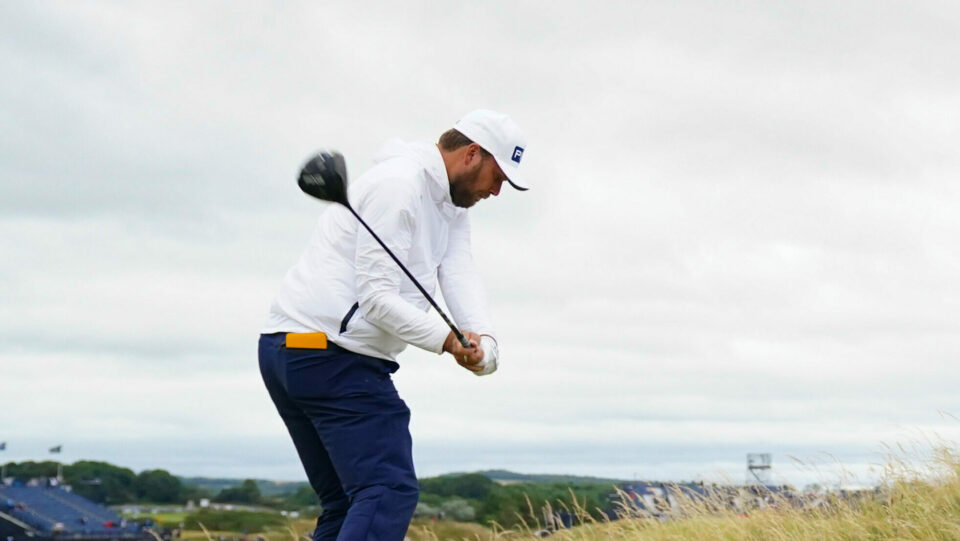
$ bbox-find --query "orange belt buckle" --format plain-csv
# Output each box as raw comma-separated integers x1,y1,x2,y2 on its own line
285,332,328,349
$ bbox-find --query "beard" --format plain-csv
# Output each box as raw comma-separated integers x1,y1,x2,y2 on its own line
449,165,482,208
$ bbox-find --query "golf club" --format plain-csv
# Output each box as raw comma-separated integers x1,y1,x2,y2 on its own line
298,150,474,350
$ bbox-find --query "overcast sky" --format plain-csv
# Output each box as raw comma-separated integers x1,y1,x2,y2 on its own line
3,1,960,488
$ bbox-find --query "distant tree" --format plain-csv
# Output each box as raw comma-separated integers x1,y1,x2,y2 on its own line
440,498,476,521
214,479,261,504
181,483,214,502
419,474,496,500
476,483,612,527
63,461,138,504
136,469,184,503
415,502,441,519
6,461,60,480
284,485,320,507
477,486,530,526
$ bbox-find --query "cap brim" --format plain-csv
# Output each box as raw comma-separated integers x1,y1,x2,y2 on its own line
494,156,529,191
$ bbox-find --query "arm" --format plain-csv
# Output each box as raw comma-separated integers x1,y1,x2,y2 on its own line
353,177,451,354
437,213,496,339
439,215,499,375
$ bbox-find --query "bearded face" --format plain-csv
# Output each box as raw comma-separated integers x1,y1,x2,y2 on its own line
450,153,508,209
449,163,484,208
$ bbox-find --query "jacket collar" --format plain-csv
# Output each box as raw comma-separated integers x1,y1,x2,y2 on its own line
417,142,463,219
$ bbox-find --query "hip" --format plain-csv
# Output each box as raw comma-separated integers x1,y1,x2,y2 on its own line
258,333,401,400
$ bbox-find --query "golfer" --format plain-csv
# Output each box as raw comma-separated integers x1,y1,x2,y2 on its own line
259,109,528,541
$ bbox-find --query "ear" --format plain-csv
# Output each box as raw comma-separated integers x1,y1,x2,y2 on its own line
464,143,483,167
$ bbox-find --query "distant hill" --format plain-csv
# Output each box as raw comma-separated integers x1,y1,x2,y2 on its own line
448,470,633,486
179,471,631,495
178,477,309,497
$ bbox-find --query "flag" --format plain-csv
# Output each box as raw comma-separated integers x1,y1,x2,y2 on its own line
0,442,6,450
49,445,62,453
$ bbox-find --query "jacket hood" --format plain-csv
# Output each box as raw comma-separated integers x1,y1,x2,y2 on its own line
372,139,441,173
372,139,459,214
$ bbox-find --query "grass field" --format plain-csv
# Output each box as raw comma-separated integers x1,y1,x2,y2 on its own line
172,518,490,541
127,512,189,526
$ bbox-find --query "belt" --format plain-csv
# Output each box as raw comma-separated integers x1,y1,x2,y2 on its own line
285,332,328,349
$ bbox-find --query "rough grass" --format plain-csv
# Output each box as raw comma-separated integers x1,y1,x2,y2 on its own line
170,445,960,541
409,446,960,540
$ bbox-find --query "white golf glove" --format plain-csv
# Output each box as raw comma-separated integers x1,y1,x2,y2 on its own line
474,335,499,376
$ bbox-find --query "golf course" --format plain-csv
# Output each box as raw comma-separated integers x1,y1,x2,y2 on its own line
117,446,960,541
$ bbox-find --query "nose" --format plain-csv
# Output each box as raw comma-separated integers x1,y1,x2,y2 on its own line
490,179,503,197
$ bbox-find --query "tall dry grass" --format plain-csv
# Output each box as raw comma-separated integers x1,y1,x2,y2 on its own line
412,444,960,540
173,443,960,540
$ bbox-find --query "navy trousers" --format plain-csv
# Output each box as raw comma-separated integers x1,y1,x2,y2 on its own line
258,333,419,541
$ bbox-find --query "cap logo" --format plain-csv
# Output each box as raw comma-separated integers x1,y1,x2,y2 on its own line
511,146,524,163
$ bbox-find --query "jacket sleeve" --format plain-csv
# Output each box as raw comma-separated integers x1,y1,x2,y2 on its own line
437,212,496,338
353,177,452,354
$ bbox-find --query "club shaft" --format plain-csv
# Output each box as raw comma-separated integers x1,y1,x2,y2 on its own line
348,206,473,350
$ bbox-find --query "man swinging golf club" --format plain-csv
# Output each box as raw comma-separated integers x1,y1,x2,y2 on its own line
258,109,529,541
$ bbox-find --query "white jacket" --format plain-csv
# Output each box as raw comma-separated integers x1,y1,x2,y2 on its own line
263,140,495,362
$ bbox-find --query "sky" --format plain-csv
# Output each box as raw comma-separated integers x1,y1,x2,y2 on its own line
2,1,960,488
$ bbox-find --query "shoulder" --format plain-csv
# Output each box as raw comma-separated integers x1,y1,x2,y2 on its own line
352,157,429,212
374,155,427,191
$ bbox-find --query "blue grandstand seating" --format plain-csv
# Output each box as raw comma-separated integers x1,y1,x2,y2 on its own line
0,486,142,538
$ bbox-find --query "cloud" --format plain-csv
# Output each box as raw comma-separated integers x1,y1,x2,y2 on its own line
2,1,960,486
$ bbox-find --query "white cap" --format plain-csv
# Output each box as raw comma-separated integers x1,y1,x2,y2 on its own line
453,109,529,191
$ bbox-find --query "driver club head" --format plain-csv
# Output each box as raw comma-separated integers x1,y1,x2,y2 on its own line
298,151,349,207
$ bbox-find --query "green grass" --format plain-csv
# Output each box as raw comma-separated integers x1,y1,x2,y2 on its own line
181,509,287,532
124,512,189,526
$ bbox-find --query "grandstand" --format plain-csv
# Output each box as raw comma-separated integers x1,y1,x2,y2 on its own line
611,481,802,519
0,484,147,541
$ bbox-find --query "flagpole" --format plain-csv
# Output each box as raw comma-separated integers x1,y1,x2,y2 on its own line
1,442,6,481
49,445,63,482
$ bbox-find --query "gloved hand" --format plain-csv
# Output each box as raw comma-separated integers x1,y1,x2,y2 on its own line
474,335,499,376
